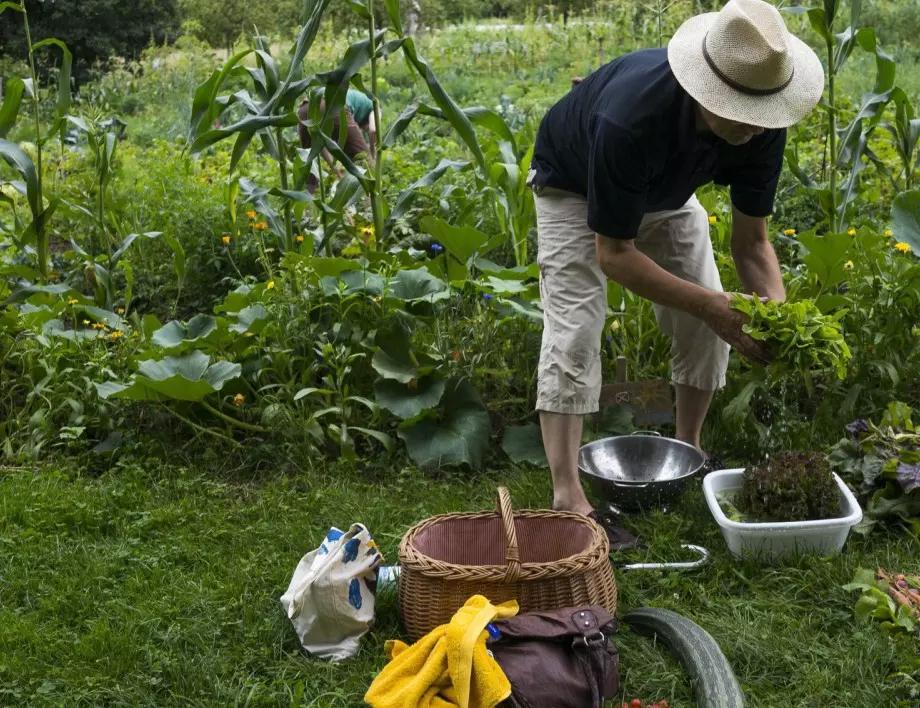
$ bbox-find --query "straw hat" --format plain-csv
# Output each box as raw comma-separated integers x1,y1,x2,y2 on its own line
668,0,825,129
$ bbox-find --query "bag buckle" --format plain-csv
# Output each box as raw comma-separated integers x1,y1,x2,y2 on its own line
577,630,605,648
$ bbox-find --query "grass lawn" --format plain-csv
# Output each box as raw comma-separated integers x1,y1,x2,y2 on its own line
2,455,919,707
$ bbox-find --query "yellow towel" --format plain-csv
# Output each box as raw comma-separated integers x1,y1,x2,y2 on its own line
364,595,519,708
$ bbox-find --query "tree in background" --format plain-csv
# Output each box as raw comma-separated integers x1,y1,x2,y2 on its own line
0,0,179,80
179,0,304,53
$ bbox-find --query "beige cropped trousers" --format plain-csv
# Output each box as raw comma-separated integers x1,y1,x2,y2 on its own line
533,186,730,415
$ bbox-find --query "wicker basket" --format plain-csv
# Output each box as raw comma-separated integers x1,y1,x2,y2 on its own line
398,487,617,640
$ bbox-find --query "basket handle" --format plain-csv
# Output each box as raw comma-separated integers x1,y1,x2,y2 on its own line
496,487,521,584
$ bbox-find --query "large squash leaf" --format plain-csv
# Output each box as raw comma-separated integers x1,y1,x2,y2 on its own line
388,266,448,301
152,315,217,348
95,351,240,402
501,424,547,467
375,375,446,420
398,378,490,468
372,318,416,383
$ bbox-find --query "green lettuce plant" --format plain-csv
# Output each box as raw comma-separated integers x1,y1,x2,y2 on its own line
731,295,852,391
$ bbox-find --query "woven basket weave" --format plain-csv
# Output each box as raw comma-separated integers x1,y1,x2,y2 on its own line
398,487,617,640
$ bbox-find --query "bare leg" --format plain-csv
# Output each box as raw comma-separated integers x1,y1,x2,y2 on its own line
541,411,593,515
675,383,715,449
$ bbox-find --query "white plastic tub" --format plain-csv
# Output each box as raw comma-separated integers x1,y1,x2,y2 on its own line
702,468,863,559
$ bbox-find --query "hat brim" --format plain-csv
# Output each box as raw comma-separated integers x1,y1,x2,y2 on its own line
668,12,825,129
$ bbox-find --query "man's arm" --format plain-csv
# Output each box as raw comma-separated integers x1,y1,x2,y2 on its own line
320,148,345,179
731,208,785,302
367,112,377,162
596,236,770,364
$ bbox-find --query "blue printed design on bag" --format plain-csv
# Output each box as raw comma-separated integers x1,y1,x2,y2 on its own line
342,537,360,563
317,543,328,555
326,528,344,543
348,578,363,610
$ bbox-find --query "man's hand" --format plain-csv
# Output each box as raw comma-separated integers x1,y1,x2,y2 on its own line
699,292,771,365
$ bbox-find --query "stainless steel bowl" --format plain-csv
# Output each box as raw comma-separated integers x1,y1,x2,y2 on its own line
578,433,705,511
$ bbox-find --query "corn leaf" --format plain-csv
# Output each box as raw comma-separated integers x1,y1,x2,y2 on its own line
31,38,72,120
0,77,25,138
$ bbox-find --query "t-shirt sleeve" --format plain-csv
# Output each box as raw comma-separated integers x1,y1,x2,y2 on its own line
724,129,787,218
586,118,648,239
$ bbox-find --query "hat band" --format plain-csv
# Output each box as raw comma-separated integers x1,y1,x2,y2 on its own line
702,33,794,97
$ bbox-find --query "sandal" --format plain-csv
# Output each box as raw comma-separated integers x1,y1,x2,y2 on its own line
587,510,645,551
702,454,725,475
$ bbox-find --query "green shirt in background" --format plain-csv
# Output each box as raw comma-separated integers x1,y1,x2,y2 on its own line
346,89,374,128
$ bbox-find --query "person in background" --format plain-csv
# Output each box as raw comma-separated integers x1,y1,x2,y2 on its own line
297,88,379,194
528,0,824,544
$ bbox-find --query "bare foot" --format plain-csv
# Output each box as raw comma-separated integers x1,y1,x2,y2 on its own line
552,495,594,516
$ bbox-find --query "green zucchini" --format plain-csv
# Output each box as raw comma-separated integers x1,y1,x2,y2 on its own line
624,607,745,708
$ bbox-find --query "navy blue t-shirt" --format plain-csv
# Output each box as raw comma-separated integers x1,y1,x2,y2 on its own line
531,48,786,240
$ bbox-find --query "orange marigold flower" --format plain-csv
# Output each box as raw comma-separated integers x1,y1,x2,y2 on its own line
296,235,304,243
246,211,256,220
222,235,231,245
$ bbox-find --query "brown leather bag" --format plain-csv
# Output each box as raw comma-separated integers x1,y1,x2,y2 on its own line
489,606,619,708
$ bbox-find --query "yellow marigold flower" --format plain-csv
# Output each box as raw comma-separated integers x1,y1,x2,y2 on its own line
246,211,256,220
843,260,854,270
222,235,231,245
255,221,269,231
116,307,125,314
783,228,796,236
885,229,893,237
82,319,90,325
895,242,911,253
708,215,717,224
108,330,124,340
266,280,275,290
233,393,245,407
67,298,79,305
609,320,620,332
358,225,376,245
296,235,304,243
848,228,857,236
